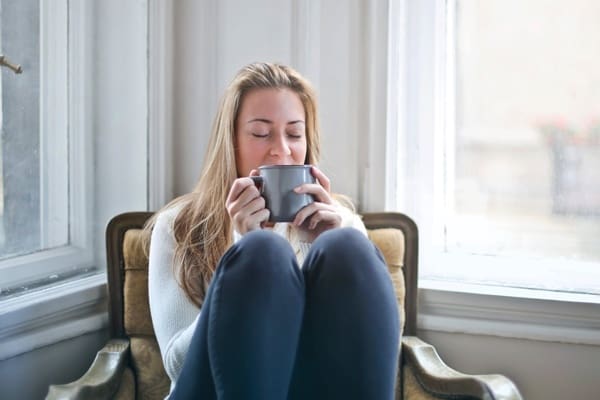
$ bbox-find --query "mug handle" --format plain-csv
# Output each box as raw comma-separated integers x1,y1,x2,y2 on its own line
250,176,264,193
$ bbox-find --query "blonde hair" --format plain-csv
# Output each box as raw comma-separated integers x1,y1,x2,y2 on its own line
146,62,320,307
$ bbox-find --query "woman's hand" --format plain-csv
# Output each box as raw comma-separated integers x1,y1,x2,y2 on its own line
292,166,343,243
226,172,270,235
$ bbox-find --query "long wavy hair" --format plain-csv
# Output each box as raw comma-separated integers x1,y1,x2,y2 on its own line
145,63,321,308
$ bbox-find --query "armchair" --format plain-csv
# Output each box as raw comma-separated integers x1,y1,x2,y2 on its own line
46,211,522,399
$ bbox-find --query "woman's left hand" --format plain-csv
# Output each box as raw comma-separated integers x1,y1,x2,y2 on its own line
292,166,343,243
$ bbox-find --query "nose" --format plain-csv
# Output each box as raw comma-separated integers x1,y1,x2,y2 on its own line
269,132,292,158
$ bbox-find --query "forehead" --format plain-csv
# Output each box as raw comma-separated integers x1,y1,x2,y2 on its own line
237,88,305,120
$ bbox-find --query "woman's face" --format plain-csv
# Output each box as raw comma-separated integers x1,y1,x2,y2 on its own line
235,88,307,177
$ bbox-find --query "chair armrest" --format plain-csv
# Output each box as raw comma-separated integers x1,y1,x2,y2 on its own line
402,336,523,400
46,339,130,400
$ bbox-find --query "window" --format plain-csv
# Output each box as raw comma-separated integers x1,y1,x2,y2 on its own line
0,0,94,296
397,0,600,295
0,0,150,361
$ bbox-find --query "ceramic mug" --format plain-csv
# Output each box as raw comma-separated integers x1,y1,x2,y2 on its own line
251,165,316,222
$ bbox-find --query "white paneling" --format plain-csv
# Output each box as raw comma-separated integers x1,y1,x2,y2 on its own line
172,0,361,197
173,0,218,196
217,0,293,94
291,0,321,89
94,0,148,255
149,0,174,210
359,0,392,212
317,0,361,205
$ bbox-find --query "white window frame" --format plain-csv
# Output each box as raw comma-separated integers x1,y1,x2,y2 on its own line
418,0,600,297
40,0,69,250
363,0,600,346
0,1,94,290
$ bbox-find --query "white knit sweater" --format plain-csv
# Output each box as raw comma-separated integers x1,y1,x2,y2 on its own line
148,204,366,397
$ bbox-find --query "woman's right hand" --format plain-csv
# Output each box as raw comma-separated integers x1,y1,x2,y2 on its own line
225,174,270,235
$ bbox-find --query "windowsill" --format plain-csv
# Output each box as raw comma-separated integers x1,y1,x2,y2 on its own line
418,278,600,345
0,273,108,361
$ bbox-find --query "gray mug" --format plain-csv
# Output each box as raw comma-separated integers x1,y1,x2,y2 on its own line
251,165,316,222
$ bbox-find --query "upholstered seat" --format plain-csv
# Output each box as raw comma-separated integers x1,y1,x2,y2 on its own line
46,212,522,400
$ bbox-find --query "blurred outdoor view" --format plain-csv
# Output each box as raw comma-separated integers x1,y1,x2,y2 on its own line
0,0,42,260
448,0,600,263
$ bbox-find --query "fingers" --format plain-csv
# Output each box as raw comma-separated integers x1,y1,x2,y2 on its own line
292,202,341,229
292,166,341,234
226,177,269,234
231,196,269,231
293,166,332,203
306,209,341,230
294,183,331,203
225,177,255,207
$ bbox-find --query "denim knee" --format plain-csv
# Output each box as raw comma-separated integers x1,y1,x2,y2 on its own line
314,228,380,260
220,229,298,277
304,228,385,276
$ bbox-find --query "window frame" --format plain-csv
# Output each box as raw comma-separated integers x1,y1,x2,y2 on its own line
40,0,69,250
408,0,600,295
0,0,94,290
363,0,600,345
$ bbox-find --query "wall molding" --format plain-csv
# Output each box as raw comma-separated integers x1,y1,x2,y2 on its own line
360,0,392,212
148,0,174,210
291,0,321,89
418,280,600,346
0,274,108,361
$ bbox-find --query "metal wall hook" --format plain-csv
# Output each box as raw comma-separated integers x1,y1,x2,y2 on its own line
0,55,23,74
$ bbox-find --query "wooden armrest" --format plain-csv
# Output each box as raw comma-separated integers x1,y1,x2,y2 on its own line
45,339,130,400
402,336,523,400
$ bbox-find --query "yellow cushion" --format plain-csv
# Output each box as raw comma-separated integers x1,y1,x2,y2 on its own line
368,228,406,335
123,229,154,336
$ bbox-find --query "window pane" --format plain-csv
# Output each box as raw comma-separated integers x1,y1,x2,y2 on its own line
0,0,68,261
449,1,600,264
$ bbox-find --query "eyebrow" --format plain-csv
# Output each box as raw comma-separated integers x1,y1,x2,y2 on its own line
247,118,305,125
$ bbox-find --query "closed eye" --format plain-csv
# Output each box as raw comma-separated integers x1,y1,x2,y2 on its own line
251,132,269,138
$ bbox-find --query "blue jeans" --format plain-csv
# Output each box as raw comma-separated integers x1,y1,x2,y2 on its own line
170,228,400,400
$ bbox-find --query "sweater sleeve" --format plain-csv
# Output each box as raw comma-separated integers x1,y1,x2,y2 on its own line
148,207,200,385
339,202,368,236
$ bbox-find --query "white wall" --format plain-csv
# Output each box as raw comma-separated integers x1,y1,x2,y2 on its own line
419,329,600,400
0,331,108,400
171,1,600,400
172,0,365,207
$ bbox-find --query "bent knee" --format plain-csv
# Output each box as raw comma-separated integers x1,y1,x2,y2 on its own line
228,230,296,273
314,228,373,258
238,229,288,251
309,228,384,273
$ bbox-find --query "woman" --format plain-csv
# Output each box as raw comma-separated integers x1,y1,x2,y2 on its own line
148,62,400,399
